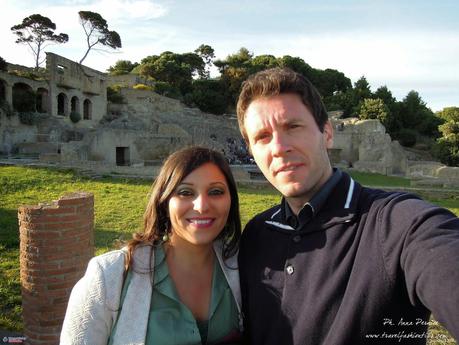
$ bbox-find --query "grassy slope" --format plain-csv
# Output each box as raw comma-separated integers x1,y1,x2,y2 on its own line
0,166,457,343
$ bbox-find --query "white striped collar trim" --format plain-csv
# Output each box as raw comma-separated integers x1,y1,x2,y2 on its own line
344,178,355,209
265,221,295,231
271,208,281,219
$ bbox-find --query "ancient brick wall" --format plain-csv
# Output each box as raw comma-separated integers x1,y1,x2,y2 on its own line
18,192,94,345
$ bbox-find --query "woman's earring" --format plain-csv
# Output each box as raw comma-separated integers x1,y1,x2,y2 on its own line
162,221,170,242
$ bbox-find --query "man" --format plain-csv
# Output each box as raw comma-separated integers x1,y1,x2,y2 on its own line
236,67,459,344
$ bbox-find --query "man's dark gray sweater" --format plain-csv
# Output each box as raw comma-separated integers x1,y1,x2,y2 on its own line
238,171,459,344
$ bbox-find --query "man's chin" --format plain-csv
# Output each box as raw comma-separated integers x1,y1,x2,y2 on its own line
276,184,306,198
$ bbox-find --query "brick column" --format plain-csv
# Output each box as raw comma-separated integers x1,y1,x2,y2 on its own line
18,192,94,345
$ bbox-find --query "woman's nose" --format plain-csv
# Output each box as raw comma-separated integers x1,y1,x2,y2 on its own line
193,194,209,212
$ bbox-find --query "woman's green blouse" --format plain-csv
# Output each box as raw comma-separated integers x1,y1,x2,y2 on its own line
109,245,240,345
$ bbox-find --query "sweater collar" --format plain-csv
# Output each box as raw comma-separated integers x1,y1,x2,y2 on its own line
266,171,360,233
282,169,342,229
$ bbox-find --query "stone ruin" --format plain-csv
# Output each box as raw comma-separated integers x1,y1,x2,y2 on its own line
0,53,458,186
0,53,248,169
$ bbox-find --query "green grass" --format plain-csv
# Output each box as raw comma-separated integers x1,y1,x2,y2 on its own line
0,166,457,344
347,170,412,187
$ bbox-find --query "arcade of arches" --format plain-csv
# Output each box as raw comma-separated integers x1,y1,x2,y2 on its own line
1,80,93,120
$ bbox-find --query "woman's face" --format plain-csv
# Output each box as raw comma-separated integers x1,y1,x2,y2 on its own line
168,162,231,247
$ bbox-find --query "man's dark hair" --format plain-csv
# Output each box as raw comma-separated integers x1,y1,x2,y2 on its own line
236,67,328,143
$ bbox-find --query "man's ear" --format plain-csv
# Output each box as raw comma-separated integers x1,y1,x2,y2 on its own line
323,120,334,149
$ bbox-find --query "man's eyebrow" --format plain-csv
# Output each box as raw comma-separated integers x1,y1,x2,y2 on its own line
282,118,303,125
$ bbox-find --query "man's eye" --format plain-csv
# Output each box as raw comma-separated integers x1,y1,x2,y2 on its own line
255,133,270,142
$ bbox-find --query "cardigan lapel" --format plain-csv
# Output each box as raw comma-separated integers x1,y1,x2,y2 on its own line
112,245,155,345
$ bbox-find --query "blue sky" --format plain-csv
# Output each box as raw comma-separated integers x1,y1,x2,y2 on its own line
1,0,458,111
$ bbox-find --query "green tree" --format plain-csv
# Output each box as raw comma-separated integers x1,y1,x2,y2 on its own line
185,79,228,114
278,55,314,79
10,14,68,69
358,98,390,125
214,47,254,108
249,54,279,74
337,76,374,117
372,86,402,135
107,60,138,75
437,106,459,122
79,11,121,64
316,68,352,98
194,44,215,78
353,76,372,102
215,47,253,72
400,90,439,137
399,90,426,128
434,107,459,166
139,51,205,95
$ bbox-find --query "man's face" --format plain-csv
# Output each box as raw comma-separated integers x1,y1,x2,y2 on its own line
244,93,334,206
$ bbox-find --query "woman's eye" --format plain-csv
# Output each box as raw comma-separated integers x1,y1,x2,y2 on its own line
177,189,193,197
209,188,225,196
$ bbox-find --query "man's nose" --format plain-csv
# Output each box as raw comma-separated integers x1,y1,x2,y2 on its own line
271,132,291,156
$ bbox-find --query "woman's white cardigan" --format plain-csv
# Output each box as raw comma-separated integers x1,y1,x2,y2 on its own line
60,241,242,345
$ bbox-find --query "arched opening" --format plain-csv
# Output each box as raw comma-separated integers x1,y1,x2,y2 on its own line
57,92,68,116
71,96,80,114
83,99,92,120
36,88,49,113
0,79,6,103
13,82,35,112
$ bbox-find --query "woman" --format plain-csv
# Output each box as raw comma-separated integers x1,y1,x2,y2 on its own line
60,146,243,345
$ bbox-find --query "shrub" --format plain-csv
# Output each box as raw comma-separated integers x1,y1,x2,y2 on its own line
18,112,36,125
433,138,459,167
358,98,389,123
396,128,417,147
133,83,153,91
107,85,124,104
152,81,181,99
0,56,7,72
8,69,46,81
69,111,81,123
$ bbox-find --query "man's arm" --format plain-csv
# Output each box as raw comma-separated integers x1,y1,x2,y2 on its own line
378,194,459,340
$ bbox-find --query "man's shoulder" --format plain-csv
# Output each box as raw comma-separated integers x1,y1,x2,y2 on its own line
243,204,282,235
248,204,282,224
359,186,423,210
240,204,281,248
